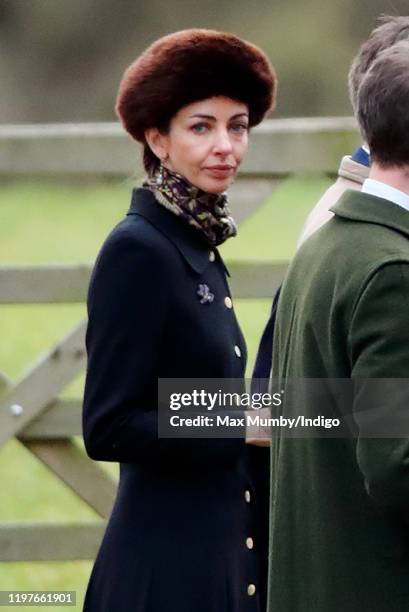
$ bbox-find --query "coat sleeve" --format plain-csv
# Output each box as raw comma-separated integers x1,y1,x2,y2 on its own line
350,262,409,522
82,229,174,463
82,228,245,467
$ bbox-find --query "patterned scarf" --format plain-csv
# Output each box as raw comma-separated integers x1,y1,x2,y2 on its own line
143,164,238,246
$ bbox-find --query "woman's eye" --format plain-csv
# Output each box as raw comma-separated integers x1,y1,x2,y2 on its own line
230,123,248,134
191,123,209,134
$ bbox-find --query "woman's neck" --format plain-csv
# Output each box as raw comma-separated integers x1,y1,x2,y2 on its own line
142,164,237,246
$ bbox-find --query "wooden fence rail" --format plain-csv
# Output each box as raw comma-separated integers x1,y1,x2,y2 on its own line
0,117,359,176
0,118,359,561
0,262,288,304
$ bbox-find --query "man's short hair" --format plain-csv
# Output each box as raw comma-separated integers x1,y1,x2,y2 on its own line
357,42,409,167
348,15,409,113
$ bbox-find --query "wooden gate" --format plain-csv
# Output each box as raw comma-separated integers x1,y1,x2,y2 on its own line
0,117,359,560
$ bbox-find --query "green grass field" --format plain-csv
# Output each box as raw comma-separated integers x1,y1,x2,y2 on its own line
0,174,330,610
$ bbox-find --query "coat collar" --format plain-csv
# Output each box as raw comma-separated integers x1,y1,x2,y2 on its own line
127,188,229,275
337,154,370,185
330,189,409,239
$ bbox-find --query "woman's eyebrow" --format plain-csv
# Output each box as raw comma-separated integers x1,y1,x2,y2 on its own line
230,113,249,119
188,114,216,120
188,113,249,120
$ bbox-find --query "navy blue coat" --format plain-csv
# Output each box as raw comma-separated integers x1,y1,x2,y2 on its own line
82,188,269,612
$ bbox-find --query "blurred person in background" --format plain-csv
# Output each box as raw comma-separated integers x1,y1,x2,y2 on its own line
268,41,409,611
253,14,409,392
82,29,276,612
298,14,409,245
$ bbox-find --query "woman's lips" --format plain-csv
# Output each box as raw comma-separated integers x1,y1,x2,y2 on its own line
204,165,236,178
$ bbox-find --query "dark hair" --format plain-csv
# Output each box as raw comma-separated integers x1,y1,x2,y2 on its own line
357,42,409,166
348,15,409,114
143,143,160,177
143,121,170,176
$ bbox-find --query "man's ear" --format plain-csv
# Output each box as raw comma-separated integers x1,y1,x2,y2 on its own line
144,127,169,161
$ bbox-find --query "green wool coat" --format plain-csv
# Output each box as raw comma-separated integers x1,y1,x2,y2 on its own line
268,190,409,612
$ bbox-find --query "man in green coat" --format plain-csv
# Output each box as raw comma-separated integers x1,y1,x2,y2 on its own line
268,42,409,611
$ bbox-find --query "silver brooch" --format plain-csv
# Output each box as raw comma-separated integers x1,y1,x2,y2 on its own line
197,284,214,304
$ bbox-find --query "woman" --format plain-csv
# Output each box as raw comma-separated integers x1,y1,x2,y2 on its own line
82,29,276,612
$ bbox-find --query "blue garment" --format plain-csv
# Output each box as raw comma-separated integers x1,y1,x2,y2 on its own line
251,286,281,390
351,145,371,167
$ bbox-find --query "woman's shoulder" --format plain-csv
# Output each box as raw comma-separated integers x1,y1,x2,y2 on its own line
96,211,179,270
88,215,177,299
105,212,171,252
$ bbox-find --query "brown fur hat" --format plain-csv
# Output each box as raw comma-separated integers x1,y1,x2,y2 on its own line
116,29,277,142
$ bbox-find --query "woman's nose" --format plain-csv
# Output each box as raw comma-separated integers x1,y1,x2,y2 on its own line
213,129,233,154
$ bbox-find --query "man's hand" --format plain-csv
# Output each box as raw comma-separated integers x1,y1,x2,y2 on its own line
245,407,271,446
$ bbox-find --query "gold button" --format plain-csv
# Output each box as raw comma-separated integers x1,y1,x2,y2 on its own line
209,251,216,262
246,537,254,550
244,490,251,503
247,584,256,596
234,345,241,358
224,296,233,309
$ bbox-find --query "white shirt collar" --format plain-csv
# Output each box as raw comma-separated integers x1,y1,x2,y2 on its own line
361,179,409,213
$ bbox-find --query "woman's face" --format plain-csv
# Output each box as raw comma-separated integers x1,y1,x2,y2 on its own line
146,96,249,193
